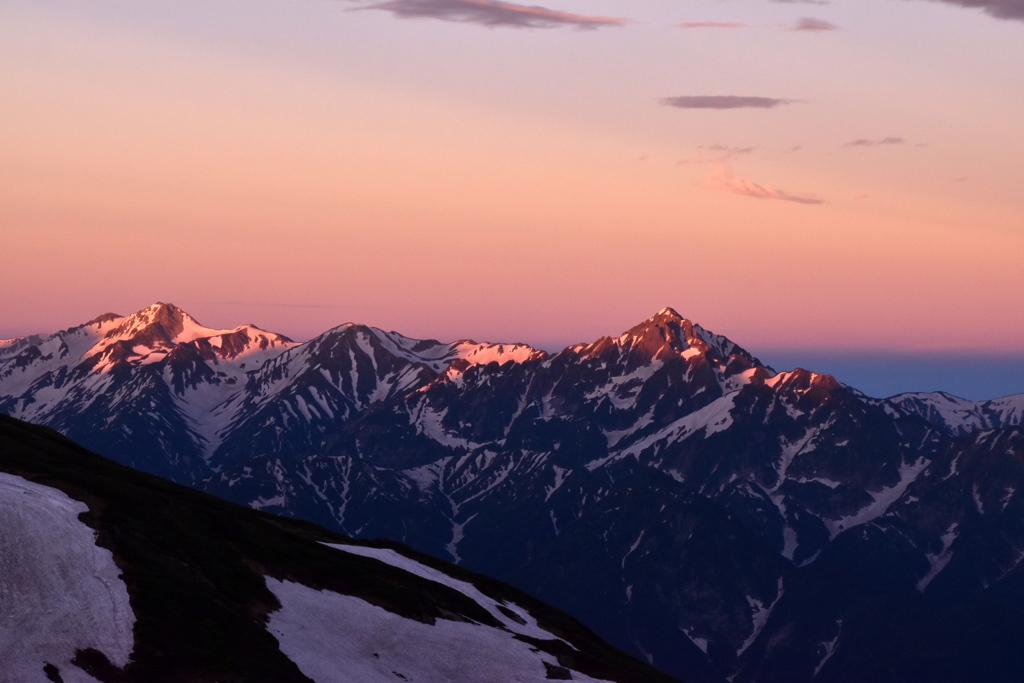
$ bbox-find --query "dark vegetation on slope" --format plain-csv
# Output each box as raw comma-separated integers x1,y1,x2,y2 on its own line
0,415,678,683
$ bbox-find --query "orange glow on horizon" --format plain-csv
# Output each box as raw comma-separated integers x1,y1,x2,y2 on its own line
0,1,1021,355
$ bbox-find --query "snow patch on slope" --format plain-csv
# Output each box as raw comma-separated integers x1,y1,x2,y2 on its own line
324,543,554,640
584,361,664,409
813,620,842,676
0,472,134,680
917,523,959,591
826,457,929,538
693,322,741,359
738,578,784,656
265,577,612,683
588,392,737,470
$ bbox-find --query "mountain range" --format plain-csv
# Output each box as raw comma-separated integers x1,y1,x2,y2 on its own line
2,303,1023,682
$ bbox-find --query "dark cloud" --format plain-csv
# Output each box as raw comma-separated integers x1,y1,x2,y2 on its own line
660,96,797,109
791,17,839,30
357,0,627,28
773,0,831,5
926,0,1024,21
678,21,744,28
703,163,825,204
845,137,905,147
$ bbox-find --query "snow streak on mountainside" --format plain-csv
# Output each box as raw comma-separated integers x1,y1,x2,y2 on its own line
3,303,1024,682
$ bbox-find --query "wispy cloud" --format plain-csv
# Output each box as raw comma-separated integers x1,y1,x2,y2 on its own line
790,17,839,30
706,144,755,156
678,21,745,29
357,0,627,28
925,0,1024,21
845,137,905,147
773,0,831,5
703,163,824,204
660,96,797,109
677,145,755,165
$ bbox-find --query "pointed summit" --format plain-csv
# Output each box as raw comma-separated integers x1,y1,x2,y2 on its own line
97,303,253,355
569,308,770,379
618,308,706,357
640,308,764,365
653,306,684,320
104,303,200,347
137,302,194,326
572,308,704,364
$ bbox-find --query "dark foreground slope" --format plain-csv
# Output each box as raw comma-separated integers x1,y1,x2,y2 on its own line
0,415,676,683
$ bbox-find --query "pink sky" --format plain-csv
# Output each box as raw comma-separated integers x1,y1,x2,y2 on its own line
1,0,1022,353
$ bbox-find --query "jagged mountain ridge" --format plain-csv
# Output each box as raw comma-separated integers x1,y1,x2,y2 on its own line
0,303,298,480
0,303,543,478
884,391,1024,436
2,303,1024,682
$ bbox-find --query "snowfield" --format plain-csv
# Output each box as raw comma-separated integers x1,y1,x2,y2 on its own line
0,473,134,682
265,578,612,683
265,543,615,683
325,543,557,641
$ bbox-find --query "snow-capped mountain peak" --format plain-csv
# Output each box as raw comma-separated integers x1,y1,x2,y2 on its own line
655,305,684,319
621,308,706,357
84,303,298,365
100,303,217,349
565,310,770,399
